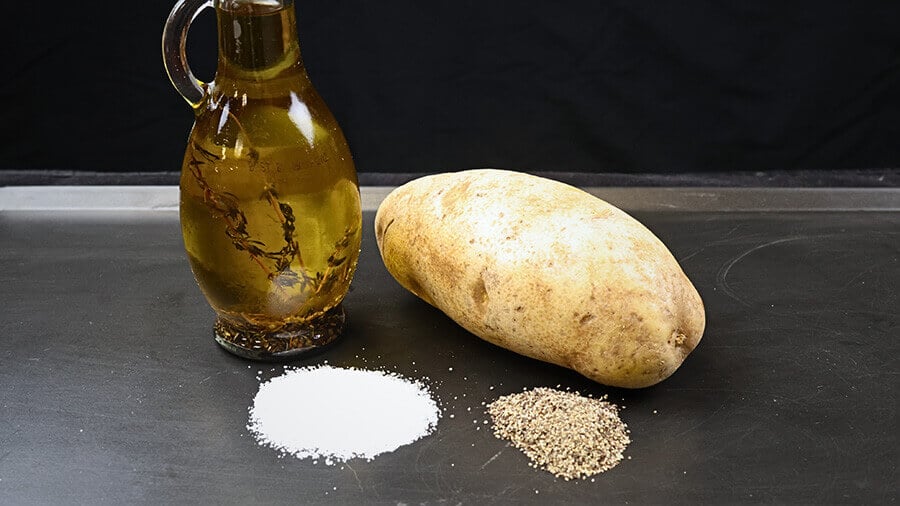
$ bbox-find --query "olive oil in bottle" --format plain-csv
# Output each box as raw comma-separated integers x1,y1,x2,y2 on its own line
165,0,361,359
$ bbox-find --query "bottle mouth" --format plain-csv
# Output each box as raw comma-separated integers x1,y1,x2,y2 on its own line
217,0,291,13
215,0,301,76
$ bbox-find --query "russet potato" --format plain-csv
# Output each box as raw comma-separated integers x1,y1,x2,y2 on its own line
374,169,705,388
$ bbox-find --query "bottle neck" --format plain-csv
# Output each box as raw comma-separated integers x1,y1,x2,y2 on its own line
215,0,304,83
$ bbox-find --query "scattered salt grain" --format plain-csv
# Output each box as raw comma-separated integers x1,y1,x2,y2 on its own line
248,366,440,462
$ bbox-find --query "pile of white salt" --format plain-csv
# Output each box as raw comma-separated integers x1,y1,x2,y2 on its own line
247,365,440,463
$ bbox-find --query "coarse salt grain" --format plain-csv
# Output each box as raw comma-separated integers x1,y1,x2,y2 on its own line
248,365,440,462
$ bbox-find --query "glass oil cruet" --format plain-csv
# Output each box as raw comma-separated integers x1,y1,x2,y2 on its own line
163,0,362,359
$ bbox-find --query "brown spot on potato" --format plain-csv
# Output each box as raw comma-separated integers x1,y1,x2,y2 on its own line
471,275,488,310
440,180,472,210
579,313,596,325
404,276,425,298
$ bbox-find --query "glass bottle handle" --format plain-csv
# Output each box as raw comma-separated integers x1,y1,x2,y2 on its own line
162,0,214,110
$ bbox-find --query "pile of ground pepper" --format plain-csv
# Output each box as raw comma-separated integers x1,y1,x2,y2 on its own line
487,387,630,480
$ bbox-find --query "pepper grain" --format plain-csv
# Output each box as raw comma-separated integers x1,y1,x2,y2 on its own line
487,387,630,480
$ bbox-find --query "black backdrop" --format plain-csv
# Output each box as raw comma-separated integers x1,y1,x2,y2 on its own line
2,1,899,182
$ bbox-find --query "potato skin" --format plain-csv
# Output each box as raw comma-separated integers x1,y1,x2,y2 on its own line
375,169,705,388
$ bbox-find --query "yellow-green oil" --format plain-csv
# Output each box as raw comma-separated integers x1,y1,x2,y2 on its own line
179,1,361,336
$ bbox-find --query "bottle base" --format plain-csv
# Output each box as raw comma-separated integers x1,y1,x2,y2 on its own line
213,305,345,361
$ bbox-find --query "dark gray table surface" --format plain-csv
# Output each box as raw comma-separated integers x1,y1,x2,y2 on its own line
0,187,897,504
